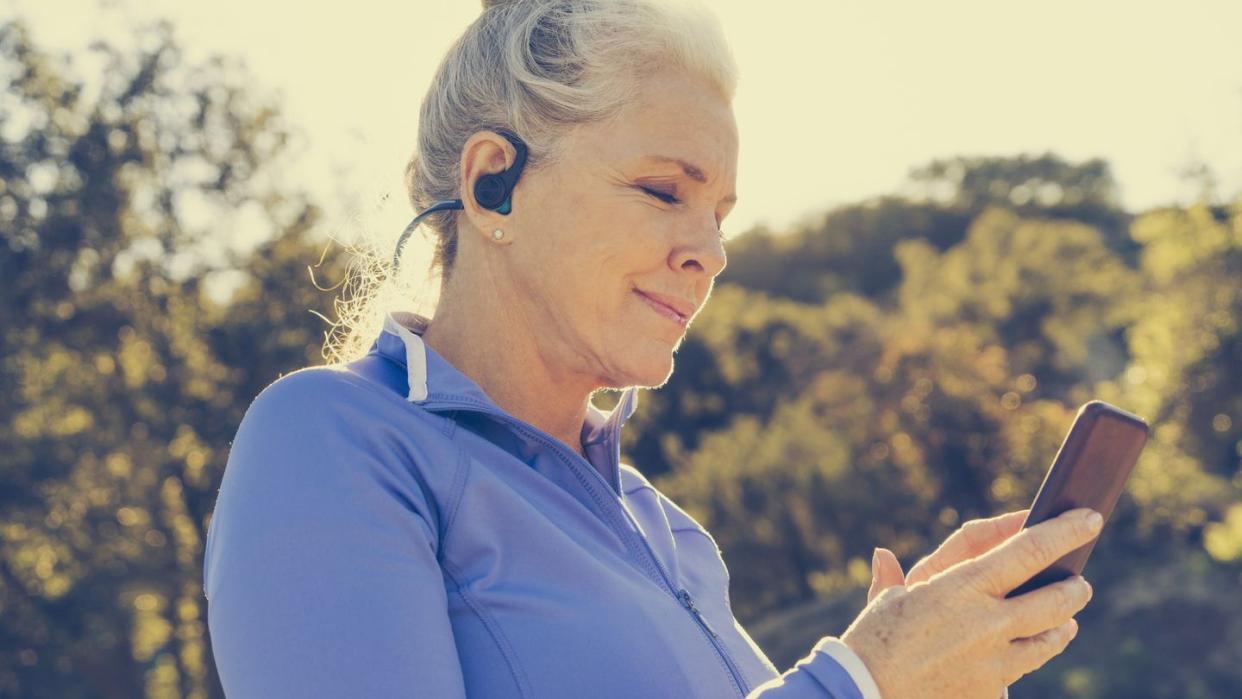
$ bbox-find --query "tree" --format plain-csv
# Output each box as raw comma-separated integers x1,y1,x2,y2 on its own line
904,152,1135,260
0,18,341,697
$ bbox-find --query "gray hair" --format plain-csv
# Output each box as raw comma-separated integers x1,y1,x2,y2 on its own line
324,0,737,363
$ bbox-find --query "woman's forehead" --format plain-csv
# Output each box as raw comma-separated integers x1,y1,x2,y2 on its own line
624,72,735,141
551,70,737,185
592,106,736,177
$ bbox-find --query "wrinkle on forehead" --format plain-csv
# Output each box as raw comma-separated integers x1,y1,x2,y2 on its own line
564,70,738,196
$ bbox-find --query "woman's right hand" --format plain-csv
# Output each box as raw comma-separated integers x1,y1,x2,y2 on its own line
840,508,1102,698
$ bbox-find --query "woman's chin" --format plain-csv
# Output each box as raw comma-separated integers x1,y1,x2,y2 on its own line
622,341,678,387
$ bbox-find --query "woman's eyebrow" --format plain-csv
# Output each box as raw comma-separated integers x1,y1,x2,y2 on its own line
641,155,738,204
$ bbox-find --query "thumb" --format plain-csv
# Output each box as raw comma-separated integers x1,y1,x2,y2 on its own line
867,547,906,604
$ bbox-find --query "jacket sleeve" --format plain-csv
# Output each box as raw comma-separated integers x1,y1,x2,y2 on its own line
202,370,466,698
746,637,1012,699
746,637,883,699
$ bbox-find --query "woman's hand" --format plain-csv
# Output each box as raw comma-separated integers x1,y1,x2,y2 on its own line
865,510,1030,699
842,508,1101,699
867,509,1031,604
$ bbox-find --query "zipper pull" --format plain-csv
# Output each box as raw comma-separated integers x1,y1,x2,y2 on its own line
679,588,719,638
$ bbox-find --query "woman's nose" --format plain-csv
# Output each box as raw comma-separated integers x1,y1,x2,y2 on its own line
671,220,727,278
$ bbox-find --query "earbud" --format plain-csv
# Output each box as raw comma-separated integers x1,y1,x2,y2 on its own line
473,130,528,214
391,129,529,271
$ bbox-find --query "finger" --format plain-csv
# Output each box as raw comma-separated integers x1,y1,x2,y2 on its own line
1002,575,1092,639
905,510,1027,587
1003,618,1078,685
956,508,1102,596
868,548,906,603
906,510,1030,585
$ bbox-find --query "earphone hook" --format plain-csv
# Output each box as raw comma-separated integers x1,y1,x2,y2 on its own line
391,129,528,274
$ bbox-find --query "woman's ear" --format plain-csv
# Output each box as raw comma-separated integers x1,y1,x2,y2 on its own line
459,131,521,241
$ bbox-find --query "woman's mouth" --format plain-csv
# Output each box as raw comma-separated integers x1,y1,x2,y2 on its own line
634,290,689,328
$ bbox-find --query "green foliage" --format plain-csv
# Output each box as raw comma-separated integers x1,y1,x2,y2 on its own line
719,200,974,302
895,207,1140,389
0,18,343,698
906,153,1135,259
2,12,1240,699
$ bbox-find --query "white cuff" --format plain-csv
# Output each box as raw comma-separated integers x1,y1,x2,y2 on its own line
814,637,883,699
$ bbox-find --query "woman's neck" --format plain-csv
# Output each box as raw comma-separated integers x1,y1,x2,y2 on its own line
419,271,595,460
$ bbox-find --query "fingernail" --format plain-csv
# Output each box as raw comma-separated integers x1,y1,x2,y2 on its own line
1085,511,1103,532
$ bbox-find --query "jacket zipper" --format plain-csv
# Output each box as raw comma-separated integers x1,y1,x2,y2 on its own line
678,588,718,638
424,398,749,697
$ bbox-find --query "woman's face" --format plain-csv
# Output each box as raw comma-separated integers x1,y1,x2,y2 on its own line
502,69,738,389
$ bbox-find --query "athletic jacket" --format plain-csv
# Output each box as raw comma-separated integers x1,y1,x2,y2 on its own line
203,310,885,698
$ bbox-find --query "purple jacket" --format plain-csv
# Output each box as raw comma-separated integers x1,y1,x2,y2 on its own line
203,311,884,698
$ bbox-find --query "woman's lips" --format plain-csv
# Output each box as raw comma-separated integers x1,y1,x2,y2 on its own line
635,290,688,328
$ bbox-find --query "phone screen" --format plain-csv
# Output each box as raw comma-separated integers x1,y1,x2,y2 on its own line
1005,401,1149,598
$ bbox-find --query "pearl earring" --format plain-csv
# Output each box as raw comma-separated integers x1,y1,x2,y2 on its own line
492,228,505,241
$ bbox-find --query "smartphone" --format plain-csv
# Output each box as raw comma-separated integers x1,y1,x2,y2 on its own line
1004,400,1150,598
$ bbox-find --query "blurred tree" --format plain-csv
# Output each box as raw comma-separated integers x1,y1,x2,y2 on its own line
0,18,340,698
720,201,973,304
1070,199,1242,554
905,152,1135,261
894,206,1139,394
1119,202,1242,483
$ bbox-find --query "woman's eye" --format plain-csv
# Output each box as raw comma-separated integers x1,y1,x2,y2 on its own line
639,186,680,205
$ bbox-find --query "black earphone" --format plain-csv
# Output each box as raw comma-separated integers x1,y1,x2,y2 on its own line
391,129,529,272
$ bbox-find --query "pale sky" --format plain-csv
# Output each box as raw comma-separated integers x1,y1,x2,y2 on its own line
7,0,1242,267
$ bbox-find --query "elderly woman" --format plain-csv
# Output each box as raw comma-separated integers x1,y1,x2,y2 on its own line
202,0,1100,697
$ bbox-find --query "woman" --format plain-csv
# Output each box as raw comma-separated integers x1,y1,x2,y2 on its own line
202,0,1099,696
